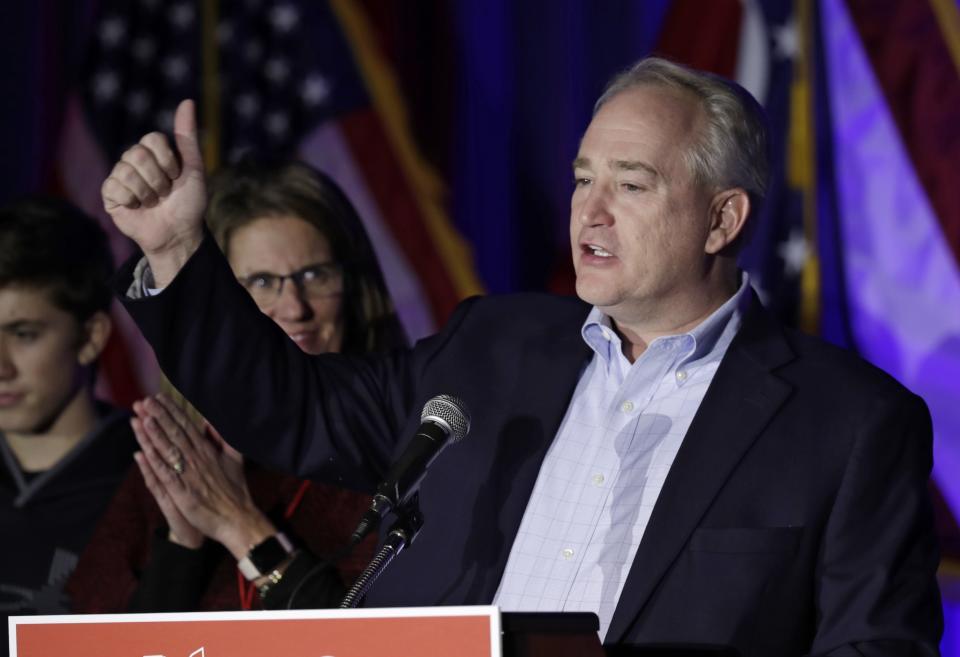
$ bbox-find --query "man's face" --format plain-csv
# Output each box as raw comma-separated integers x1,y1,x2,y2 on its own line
571,85,714,326
0,286,89,435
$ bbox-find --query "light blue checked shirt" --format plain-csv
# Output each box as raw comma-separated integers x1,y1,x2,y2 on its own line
493,277,751,640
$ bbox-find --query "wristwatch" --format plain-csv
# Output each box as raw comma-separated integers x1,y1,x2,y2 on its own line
237,532,295,581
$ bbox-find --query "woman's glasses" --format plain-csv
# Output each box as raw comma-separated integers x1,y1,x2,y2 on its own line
239,262,343,306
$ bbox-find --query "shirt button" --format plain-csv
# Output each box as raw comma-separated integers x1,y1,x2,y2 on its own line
676,370,688,382
621,400,634,413
561,548,575,560
591,473,605,486
601,327,612,341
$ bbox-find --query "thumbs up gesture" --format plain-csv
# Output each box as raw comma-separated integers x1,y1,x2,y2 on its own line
102,99,207,287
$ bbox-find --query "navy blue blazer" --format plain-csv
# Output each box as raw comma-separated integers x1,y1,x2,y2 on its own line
120,236,942,656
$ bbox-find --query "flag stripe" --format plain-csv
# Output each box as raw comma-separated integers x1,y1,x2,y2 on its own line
789,0,820,335
330,0,484,307
339,108,465,323
842,0,960,265
96,314,146,408
298,121,436,340
654,0,743,76
929,0,960,75
811,0,856,350
823,0,960,539
56,96,161,403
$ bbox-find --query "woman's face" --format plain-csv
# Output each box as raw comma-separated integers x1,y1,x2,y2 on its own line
227,215,345,355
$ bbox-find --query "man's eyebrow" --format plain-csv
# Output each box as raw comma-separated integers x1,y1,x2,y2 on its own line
571,157,660,179
612,159,660,178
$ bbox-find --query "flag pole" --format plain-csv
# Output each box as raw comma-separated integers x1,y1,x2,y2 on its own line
201,0,221,172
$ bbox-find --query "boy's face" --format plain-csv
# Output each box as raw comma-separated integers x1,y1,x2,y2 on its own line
0,285,90,435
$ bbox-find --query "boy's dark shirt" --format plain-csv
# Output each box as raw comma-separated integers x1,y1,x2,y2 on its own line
0,405,135,655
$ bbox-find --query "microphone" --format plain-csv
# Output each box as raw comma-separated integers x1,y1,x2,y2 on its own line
351,394,470,543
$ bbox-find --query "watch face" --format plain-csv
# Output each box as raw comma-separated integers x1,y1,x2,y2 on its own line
249,534,292,574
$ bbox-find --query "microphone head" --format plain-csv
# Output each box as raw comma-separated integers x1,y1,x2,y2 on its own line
421,394,471,443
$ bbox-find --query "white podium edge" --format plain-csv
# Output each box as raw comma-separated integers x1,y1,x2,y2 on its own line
9,604,502,657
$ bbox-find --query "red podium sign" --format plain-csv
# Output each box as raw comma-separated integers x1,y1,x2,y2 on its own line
10,606,501,657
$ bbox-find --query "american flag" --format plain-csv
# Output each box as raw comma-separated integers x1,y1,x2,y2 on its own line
58,0,484,407
82,1,367,165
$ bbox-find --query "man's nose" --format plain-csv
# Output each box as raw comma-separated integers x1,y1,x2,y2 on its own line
579,187,614,227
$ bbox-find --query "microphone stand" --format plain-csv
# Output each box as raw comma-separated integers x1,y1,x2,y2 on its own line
339,497,424,609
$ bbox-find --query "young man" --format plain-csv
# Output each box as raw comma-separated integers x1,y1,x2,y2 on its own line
0,197,135,646
104,58,941,655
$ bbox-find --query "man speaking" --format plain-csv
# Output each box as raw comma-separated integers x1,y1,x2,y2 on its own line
102,57,942,655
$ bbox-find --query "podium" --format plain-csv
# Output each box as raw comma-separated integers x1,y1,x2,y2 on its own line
10,607,604,657
11,608,741,656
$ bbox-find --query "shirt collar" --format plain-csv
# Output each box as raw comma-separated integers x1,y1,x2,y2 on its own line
580,272,752,366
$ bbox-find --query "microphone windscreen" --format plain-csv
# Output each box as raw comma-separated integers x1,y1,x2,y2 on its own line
421,394,471,443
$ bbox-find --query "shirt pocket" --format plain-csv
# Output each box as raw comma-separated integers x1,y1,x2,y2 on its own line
688,526,803,555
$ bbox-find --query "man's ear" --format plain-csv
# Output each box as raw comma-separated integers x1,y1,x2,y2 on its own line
77,311,112,367
705,189,750,255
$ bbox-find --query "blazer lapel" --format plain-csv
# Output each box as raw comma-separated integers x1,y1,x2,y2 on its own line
606,298,796,642
451,300,594,604
491,304,594,563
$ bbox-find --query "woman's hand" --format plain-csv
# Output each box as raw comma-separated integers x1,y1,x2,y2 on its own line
101,99,207,287
131,394,277,559
132,415,204,549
